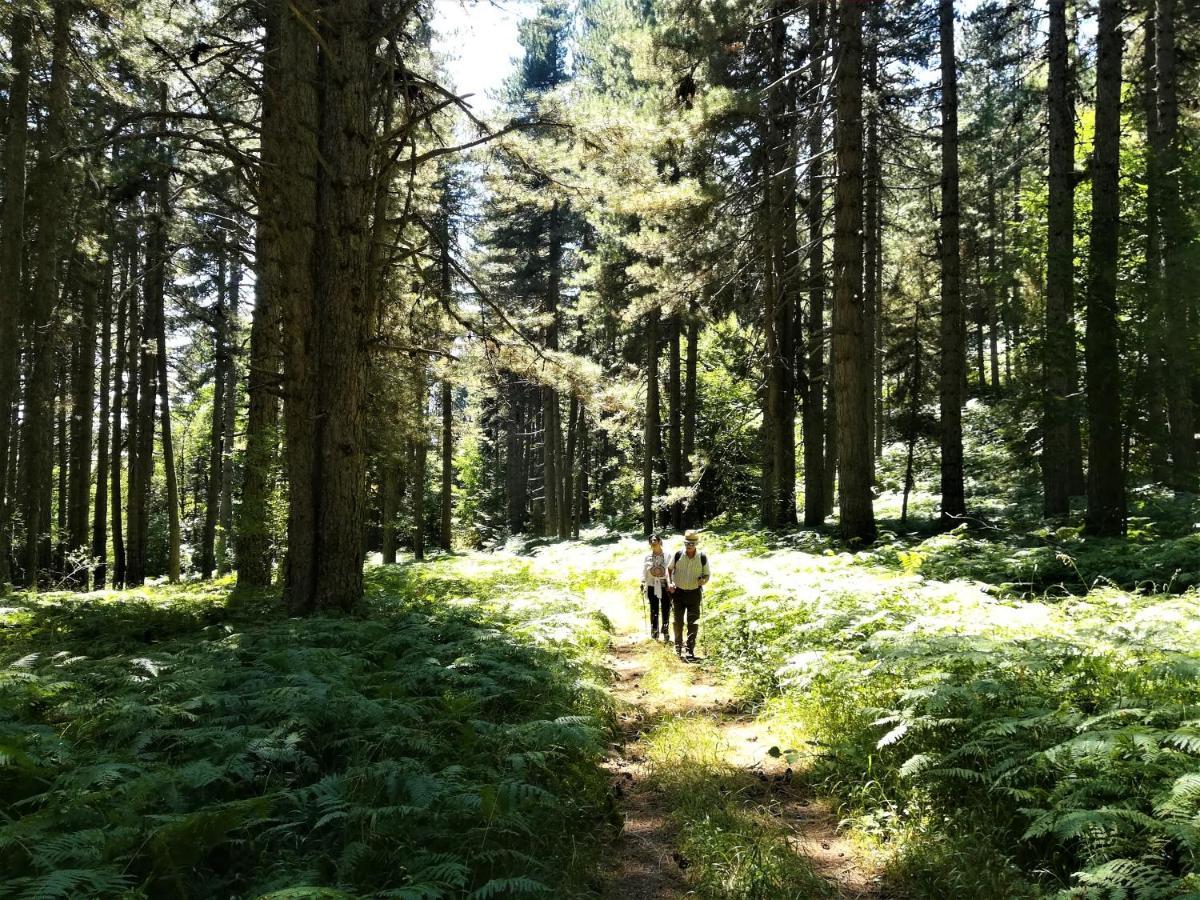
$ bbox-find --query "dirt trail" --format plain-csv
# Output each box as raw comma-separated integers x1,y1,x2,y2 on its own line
597,618,883,899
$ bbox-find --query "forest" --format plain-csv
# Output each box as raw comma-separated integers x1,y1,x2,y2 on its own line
3,0,1200,896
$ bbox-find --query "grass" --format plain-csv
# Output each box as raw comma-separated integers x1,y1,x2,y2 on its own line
641,714,831,899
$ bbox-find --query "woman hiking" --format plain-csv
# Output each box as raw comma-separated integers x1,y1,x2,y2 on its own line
641,534,671,641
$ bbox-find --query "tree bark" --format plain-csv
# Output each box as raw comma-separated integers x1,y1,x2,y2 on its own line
684,293,700,513
669,315,683,529
236,1,288,588
441,379,453,551
156,256,181,584
412,371,428,562
803,0,827,528
1043,0,1077,516
0,8,32,588
1156,0,1195,489
505,377,528,533
864,6,881,472
125,233,142,584
1141,15,1169,482
938,0,965,523
216,246,240,572
643,308,660,535
201,244,228,578
832,0,875,543
67,252,98,584
1084,0,1125,536
17,1,72,588
111,245,129,586
272,0,320,606
92,231,114,589
381,456,400,564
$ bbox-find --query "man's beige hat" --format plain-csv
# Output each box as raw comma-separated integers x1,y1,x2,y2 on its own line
683,530,701,544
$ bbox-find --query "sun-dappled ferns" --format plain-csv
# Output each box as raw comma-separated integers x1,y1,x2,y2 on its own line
0,563,615,898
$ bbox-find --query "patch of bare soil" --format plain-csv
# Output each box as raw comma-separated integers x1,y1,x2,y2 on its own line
598,627,884,899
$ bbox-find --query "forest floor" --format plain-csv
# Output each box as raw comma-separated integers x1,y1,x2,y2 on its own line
593,582,883,899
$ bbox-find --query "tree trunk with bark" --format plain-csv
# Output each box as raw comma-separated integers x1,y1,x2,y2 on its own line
67,253,98,585
111,246,129,586
803,0,827,528
832,0,875,543
1084,0,1124,535
1156,0,1196,489
938,0,966,523
643,308,660,535
216,249,240,572
0,8,32,588
201,245,228,578
17,2,72,588
92,232,114,588
441,379,453,551
1043,0,1077,516
669,316,683,529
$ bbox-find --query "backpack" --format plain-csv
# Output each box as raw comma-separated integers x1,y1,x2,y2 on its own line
672,550,707,567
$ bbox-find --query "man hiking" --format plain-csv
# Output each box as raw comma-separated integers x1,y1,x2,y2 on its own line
641,534,671,641
667,530,710,660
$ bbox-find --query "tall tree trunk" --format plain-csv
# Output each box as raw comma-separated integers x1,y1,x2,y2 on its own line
761,2,797,528
238,224,281,585
803,0,827,528
92,234,114,589
938,0,965,523
236,1,288,588
125,237,142,583
273,0,320,606
565,394,579,537
201,245,228,579
1084,0,1125,535
1156,0,1195,489
643,308,660,535
129,91,171,585
67,255,98,585
381,457,400,564
293,0,378,608
412,370,428,562
669,316,683,530
55,357,69,577
1043,0,1077,516
0,9,32,589
684,293,700,512
1142,15,1169,482
156,263,181,583
216,247,240,572
111,246,129,586
832,0,875,543
986,164,1001,392
441,379,453,551
539,202,562,537
17,1,72,588
575,407,588,536
864,6,881,474
505,377,528,533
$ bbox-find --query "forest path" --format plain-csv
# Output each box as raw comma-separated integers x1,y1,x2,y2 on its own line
592,586,883,899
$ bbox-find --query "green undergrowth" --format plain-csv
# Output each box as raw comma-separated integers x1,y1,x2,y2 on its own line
1,559,616,899
695,540,1200,898
642,712,830,900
